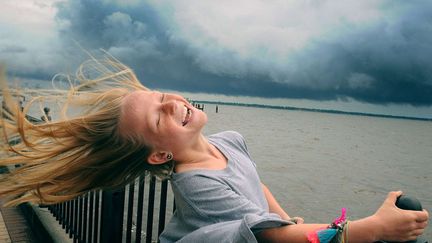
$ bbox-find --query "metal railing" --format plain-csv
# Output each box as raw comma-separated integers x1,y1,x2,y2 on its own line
48,176,173,243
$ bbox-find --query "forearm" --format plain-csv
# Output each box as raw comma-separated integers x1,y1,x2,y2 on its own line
258,190,428,242
257,217,379,243
261,183,290,220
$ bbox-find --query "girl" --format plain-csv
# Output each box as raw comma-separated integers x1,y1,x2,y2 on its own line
0,57,428,242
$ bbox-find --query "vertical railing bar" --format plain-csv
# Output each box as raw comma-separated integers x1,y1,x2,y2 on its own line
53,203,60,221
88,191,94,243
52,204,56,216
48,205,54,217
70,200,74,239
52,204,57,222
83,195,88,243
62,202,66,228
78,195,86,242
117,189,126,243
78,196,84,243
65,202,69,226
146,176,156,243
126,182,135,243
59,202,64,229
55,204,60,220
79,197,83,243
62,201,67,230
135,177,146,243
68,200,73,238
74,198,79,243
157,180,168,236
57,204,60,220
77,198,81,242
71,200,75,241
65,201,69,234
99,191,107,243
93,191,100,243
100,189,126,243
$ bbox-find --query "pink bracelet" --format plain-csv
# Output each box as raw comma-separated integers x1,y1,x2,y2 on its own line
307,208,348,243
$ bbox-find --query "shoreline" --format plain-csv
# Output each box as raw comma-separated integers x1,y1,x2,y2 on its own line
193,100,432,122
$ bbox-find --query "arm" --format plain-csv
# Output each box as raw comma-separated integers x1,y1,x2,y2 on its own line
256,191,429,243
262,183,304,223
261,183,290,220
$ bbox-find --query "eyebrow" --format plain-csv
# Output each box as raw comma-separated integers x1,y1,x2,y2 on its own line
157,93,164,126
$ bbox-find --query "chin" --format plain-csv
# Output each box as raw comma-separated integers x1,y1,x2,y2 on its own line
194,110,208,129
201,112,208,125
202,111,208,121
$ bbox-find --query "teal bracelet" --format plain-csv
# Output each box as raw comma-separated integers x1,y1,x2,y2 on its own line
307,208,348,243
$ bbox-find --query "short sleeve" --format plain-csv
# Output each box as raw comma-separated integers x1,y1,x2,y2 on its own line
175,215,292,243
211,131,255,167
174,175,270,223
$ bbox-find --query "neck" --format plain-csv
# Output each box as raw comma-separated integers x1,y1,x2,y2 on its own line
174,134,227,173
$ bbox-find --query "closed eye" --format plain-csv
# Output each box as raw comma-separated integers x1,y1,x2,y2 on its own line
157,93,165,126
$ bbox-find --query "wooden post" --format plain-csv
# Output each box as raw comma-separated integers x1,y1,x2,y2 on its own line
100,189,125,243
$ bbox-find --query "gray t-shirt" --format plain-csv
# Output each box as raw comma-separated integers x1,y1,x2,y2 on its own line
159,131,291,243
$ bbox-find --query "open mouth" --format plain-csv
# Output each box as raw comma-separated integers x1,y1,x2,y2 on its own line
182,106,192,126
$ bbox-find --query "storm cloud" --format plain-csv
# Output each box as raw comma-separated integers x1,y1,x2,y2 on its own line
2,0,432,105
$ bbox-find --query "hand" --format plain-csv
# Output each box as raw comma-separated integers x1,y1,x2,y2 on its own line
289,216,304,224
372,191,429,241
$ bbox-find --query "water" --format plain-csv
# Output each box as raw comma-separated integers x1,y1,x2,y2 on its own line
202,104,432,240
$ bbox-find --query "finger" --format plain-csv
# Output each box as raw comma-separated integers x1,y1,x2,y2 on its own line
296,217,304,224
291,217,303,224
291,217,298,223
386,190,403,204
411,228,424,237
416,220,428,229
415,210,429,222
406,235,418,241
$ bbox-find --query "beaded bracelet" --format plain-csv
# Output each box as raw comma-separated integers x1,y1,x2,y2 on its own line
307,208,348,243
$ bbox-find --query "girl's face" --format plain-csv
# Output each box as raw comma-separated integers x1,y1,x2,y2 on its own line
120,90,207,155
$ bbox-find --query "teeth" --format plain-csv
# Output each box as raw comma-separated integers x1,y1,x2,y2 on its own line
182,106,187,123
182,106,191,126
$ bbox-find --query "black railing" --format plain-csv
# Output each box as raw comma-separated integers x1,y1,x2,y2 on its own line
48,176,173,243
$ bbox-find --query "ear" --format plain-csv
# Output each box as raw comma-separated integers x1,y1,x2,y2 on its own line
147,151,170,165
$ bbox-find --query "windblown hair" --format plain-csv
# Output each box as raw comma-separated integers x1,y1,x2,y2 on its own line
0,55,173,206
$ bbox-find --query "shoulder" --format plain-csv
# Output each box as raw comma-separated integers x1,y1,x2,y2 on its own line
209,131,248,151
173,172,227,194
171,174,231,215
171,173,268,220
209,130,244,140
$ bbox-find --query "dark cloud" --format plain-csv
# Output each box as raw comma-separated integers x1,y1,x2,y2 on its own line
40,1,432,105
328,2,432,105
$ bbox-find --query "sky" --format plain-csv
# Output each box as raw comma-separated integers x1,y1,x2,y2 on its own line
1,0,432,111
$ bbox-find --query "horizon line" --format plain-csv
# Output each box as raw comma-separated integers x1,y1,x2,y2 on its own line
192,100,432,122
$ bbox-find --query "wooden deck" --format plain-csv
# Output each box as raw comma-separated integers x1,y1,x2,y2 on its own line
0,200,38,243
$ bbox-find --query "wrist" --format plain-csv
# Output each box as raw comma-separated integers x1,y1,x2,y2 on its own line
281,213,290,221
350,216,382,242
274,212,289,221
368,214,386,241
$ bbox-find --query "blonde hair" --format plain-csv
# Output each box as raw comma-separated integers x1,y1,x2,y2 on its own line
0,55,173,206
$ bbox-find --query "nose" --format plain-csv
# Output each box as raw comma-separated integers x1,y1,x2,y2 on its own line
161,100,177,114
